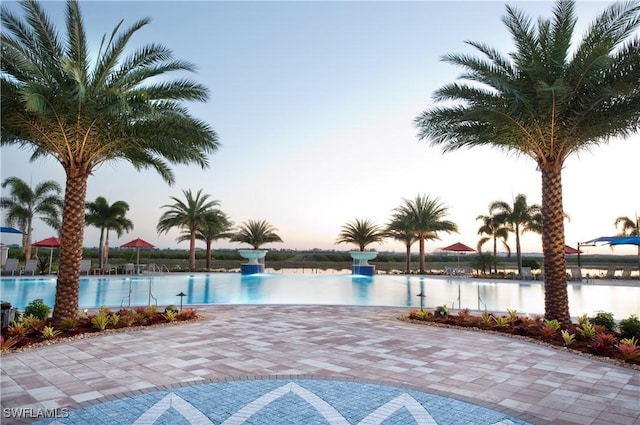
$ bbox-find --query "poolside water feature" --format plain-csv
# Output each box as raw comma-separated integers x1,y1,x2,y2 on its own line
1,273,638,319
238,249,266,274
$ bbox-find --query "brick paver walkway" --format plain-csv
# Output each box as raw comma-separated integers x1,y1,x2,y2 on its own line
1,305,638,424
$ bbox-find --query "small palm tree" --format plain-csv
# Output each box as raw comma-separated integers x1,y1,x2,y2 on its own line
489,194,541,276
1,1,219,319
414,0,640,324
230,219,284,250
157,189,221,271
335,218,385,252
476,211,511,275
178,209,232,270
85,197,133,268
391,195,458,274
0,177,63,260
386,215,417,274
614,214,640,270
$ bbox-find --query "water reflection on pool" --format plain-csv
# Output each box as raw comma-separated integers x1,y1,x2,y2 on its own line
1,273,638,319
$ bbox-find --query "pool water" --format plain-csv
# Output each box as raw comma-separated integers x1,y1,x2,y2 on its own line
1,273,638,319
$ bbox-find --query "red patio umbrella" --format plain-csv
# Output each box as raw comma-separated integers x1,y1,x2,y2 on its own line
32,236,61,274
442,242,476,267
564,245,582,255
120,238,155,266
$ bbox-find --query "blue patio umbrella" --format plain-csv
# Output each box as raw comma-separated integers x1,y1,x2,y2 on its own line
0,227,22,234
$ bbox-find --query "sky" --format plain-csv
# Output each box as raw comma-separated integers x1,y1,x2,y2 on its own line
1,0,638,257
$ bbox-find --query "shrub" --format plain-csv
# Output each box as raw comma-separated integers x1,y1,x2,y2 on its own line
163,310,178,322
619,315,640,340
588,332,617,355
60,317,79,330
41,326,61,340
589,311,617,333
493,316,509,327
434,305,449,318
576,323,597,340
165,304,179,314
561,330,575,346
24,299,51,320
92,312,109,331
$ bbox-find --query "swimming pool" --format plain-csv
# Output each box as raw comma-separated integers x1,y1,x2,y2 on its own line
1,273,638,319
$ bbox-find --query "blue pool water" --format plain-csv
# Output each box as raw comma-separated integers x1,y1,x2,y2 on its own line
1,273,638,318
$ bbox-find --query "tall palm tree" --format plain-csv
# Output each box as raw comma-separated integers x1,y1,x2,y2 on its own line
386,215,417,274
157,189,221,271
614,213,640,270
489,194,541,276
1,1,219,319
178,209,232,270
0,177,63,260
335,218,385,252
85,197,133,268
230,219,284,250
414,0,640,324
476,211,511,275
391,195,458,274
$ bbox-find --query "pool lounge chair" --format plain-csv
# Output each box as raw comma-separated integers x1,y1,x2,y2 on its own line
22,259,37,276
520,267,534,280
620,267,633,279
1,258,20,276
569,266,584,282
603,267,617,279
80,259,92,275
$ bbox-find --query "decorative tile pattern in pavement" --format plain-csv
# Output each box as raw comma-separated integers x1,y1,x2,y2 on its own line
32,379,530,425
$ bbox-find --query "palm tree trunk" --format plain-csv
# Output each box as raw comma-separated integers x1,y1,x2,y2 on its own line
515,224,522,276
418,236,426,274
405,243,411,274
492,237,498,275
206,240,212,270
54,172,89,320
103,232,110,268
541,165,570,326
98,228,105,269
189,231,196,271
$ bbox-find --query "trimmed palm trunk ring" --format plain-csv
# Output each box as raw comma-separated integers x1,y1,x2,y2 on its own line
238,250,267,275
350,251,377,276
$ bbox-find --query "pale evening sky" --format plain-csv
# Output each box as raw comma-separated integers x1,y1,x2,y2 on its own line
1,1,638,257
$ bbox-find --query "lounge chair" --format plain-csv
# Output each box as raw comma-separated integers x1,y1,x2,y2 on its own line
80,259,91,275
603,267,617,279
22,259,37,276
569,266,583,282
520,267,534,280
1,258,20,276
620,267,633,280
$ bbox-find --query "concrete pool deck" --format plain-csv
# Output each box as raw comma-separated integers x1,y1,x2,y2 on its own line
1,305,638,424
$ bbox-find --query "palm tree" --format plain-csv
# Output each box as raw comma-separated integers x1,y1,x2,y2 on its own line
335,218,385,252
414,0,640,324
230,219,284,250
390,195,458,274
386,215,417,273
157,189,221,271
476,211,511,275
0,177,63,260
85,197,133,268
1,1,219,319
489,194,541,276
178,209,232,270
614,213,640,270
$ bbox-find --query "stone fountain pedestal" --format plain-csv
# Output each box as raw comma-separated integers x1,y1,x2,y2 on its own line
238,249,267,275
350,251,378,276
